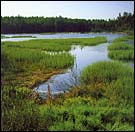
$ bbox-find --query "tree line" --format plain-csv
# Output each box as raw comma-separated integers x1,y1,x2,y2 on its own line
1,12,134,34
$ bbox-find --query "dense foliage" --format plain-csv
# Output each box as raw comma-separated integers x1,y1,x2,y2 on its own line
2,61,134,131
1,12,134,33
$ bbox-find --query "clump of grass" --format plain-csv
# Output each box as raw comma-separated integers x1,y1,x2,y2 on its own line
1,46,74,88
105,77,134,105
2,47,74,70
108,42,133,50
112,35,134,43
3,40,71,51
80,61,134,103
80,61,133,85
108,50,134,60
108,35,134,61
2,36,107,51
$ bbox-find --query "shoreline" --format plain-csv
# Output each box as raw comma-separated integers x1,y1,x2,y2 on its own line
1,31,129,35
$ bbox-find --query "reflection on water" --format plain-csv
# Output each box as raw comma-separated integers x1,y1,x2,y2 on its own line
34,42,134,99
33,35,133,98
34,43,111,98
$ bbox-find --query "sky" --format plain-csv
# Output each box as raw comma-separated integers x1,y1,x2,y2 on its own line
1,1,134,20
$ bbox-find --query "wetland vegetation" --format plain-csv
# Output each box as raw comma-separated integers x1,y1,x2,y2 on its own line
108,35,134,60
1,36,107,88
1,6,134,131
2,60,134,131
2,37,107,51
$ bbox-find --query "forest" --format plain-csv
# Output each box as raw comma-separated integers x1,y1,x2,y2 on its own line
1,12,134,34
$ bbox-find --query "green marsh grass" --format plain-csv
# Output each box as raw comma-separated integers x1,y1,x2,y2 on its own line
2,35,134,131
2,36,107,51
1,44,74,88
80,61,134,103
108,35,134,60
1,36,106,88
1,61,134,131
80,61,133,85
2,47,74,70
108,50,134,60
108,42,134,50
112,35,134,43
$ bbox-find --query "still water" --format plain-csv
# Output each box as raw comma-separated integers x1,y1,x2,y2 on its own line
1,32,124,42
34,43,111,98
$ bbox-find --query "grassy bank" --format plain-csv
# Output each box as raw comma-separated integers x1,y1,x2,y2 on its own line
108,35,134,60
1,36,107,88
112,35,134,43
2,36,107,51
1,47,74,88
80,61,133,104
2,61,134,131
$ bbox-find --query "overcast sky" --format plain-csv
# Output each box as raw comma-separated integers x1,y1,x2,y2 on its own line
1,1,134,20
